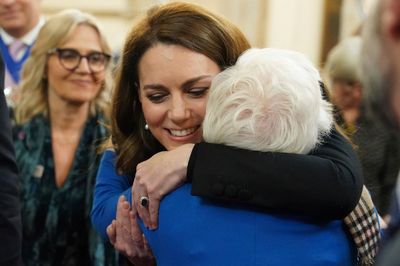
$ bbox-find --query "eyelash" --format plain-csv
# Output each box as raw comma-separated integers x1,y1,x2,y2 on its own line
146,87,209,103
188,87,209,97
147,93,166,103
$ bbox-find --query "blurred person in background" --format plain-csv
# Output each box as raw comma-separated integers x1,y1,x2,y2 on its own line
361,0,400,264
12,9,120,266
0,53,22,265
0,0,44,93
325,36,400,217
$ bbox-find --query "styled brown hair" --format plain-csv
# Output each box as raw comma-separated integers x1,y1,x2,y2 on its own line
111,1,250,175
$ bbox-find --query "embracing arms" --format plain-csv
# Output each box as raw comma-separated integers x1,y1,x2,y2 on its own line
92,127,363,234
189,127,363,219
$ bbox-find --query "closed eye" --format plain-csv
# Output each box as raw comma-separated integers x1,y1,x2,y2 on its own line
187,87,209,98
146,92,168,103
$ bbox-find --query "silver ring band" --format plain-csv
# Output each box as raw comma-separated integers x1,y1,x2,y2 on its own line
139,196,149,207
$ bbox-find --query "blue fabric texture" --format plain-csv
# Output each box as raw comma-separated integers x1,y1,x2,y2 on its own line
141,183,356,266
91,150,133,239
93,150,356,266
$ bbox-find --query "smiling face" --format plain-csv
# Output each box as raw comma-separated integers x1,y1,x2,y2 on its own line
0,0,41,38
138,43,221,151
46,24,105,108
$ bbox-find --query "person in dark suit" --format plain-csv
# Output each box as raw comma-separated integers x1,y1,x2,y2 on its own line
361,0,400,264
0,54,22,265
0,0,43,91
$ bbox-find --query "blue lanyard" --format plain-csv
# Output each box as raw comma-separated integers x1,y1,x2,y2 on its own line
0,36,32,83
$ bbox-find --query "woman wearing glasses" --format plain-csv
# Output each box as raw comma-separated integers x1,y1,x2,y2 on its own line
12,9,119,266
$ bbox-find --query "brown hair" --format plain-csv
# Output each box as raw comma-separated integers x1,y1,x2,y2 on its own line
111,1,250,175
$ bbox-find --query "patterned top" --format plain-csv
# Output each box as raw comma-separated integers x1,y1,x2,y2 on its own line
13,114,123,266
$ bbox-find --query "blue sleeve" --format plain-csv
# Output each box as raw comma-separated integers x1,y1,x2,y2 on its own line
91,150,132,239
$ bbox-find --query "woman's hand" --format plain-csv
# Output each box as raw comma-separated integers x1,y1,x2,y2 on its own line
132,143,194,229
107,195,155,266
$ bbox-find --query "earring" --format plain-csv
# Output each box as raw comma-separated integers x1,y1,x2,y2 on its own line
145,124,149,130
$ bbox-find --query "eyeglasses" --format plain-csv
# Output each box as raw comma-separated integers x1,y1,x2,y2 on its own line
48,48,111,73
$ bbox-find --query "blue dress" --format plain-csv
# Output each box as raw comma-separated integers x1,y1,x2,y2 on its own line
92,150,356,266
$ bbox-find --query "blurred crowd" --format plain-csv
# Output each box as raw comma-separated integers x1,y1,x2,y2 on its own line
1,0,400,265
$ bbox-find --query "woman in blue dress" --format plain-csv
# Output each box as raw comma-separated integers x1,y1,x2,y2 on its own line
91,2,378,265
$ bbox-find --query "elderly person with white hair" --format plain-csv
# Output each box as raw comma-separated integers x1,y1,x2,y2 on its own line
203,48,332,154
106,47,365,265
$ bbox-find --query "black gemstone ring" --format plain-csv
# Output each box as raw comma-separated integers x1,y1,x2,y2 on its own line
139,196,149,207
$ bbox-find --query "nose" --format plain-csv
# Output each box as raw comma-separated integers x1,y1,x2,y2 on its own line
75,57,91,74
168,94,190,123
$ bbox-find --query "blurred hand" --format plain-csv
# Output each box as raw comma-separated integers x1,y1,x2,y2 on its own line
132,143,194,229
107,195,155,266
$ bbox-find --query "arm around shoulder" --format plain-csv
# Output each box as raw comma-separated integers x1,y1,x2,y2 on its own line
189,128,363,220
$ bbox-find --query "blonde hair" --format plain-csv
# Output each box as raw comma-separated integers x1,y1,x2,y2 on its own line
15,9,113,124
324,36,362,86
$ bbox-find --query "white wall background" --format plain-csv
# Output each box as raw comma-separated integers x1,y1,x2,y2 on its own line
41,0,376,67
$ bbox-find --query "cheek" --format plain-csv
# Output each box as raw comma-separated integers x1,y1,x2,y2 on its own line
194,98,208,120
94,72,105,84
141,101,165,126
46,69,59,89
46,59,62,83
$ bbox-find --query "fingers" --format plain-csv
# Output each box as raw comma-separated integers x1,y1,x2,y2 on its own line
115,195,127,250
120,199,132,233
136,198,151,229
148,198,160,229
107,220,116,245
129,210,144,247
132,180,151,228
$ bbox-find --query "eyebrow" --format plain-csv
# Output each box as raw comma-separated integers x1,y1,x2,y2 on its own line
142,75,214,90
58,47,104,54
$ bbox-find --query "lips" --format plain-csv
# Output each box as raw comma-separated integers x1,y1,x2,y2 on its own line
0,12,19,20
71,79,92,86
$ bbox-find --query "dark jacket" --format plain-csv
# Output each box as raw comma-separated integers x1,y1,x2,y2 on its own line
0,53,23,265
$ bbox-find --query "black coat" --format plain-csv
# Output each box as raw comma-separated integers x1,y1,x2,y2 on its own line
0,53,22,265
188,127,363,220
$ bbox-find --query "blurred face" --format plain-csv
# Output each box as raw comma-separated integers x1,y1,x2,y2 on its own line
46,24,106,107
382,0,400,125
331,80,361,110
138,43,221,151
0,0,41,38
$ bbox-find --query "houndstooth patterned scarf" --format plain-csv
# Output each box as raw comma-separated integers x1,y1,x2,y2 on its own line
344,186,381,266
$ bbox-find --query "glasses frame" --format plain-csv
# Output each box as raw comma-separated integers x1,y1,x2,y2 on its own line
47,48,111,73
